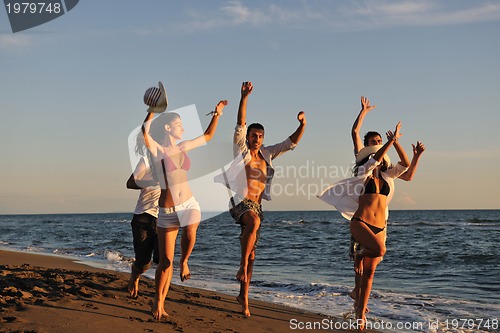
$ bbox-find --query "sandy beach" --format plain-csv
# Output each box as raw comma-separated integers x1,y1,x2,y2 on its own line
0,249,364,333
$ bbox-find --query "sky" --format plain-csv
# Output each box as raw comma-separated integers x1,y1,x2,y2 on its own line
1,0,499,214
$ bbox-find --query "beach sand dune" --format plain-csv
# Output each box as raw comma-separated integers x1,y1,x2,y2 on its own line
0,250,354,333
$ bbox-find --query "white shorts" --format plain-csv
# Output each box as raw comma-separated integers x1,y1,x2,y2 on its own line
157,197,201,229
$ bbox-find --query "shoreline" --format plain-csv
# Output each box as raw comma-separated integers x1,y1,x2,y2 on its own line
0,249,363,333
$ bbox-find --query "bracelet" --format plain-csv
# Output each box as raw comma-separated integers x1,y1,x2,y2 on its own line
206,110,222,117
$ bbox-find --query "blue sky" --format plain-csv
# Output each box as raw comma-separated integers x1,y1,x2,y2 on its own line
1,1,499,214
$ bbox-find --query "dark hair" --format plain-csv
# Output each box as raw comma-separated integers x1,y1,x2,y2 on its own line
363,131,382,146
247,123,265,136
353,156,370,177
135,112,182,182
155,112,181,129
135,112,181,156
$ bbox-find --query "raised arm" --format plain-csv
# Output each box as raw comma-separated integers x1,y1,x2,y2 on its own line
372,121,402,162
180,100,228,151
352,96,376,154
264,112,306,160
399,141,425,181
126,158,158,189
141,112,162,158
237,81,253,126
126,173,158,189
289,111,307,144
386,122,410,167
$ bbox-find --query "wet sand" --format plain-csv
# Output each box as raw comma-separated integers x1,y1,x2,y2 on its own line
0,249,364,333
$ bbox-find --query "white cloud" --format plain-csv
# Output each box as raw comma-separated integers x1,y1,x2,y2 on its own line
394,190,417,206
428,149,500,159
426,3,500,25
180,0,324,32
221,0,270,25
179,1,500,33
352,1,435,17
0,34,33,49
338,1,500,30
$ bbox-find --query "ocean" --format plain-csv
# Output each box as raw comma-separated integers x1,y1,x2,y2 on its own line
1,210,499,332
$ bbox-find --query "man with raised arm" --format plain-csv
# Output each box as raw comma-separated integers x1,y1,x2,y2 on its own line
352,96,425,180
217,81,306,317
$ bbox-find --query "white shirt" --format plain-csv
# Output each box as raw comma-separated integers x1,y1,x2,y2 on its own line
214,124,297,201
132,157,161,217
318,157,408,220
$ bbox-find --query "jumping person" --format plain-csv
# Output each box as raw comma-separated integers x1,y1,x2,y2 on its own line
216,81,306,317
142,83,228,320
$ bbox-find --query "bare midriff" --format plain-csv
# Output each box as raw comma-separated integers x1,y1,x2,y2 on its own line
158,170,193,208
244,154,267,203
353,193,387,228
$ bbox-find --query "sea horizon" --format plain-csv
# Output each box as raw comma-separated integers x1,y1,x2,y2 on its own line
1,209,499,333
2,208,499,216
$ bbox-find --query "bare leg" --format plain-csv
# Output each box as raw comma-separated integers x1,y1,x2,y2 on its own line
180,210,201,282
153,226,177,321
350,220,386,259
351,244,366,312
236,211,260,283
356,256,380,331
236,249,255,317
350,222,386,318
351,268,372,313
350,270,361,309
128,264,145,298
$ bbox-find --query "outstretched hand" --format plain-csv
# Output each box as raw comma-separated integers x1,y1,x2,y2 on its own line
361,96,376,113
297,111,306,126
215,100,228,113
241,81,253,97
386,121,403,142
412,141,425,156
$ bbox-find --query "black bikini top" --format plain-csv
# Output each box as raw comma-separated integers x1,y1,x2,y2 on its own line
364,177,390,196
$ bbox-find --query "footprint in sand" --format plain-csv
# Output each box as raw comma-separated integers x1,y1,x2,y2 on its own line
208,295,222,300
34,298,45,305
2,316,18,323
82,303,98,310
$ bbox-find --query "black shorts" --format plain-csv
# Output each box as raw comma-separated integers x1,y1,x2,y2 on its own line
131,213,159,271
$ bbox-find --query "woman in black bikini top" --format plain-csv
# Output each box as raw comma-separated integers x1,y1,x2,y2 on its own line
352,176,390,234
349,122,410,330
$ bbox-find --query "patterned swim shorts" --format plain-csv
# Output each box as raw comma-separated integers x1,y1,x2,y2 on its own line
229,197,264,248
229,197,264,223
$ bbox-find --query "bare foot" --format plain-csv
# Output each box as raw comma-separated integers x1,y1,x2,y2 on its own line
236,265,247,283
128,274,139,298
152,300,169,321
355,310,366,332
236,295,251,317
180,261,191,282
350,289,357,302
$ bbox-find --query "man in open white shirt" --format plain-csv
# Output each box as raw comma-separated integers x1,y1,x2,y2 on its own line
215,81,306,317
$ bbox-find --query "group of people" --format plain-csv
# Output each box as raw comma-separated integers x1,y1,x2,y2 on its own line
126,81,425,329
